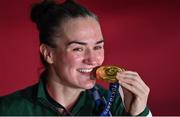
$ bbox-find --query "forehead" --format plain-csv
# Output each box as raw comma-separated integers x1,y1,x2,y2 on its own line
58,17,103,45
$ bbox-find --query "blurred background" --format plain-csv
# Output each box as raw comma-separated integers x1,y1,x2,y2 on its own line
0,0,180,115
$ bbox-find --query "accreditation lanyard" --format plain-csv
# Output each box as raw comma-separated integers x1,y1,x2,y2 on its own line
90,83,119,116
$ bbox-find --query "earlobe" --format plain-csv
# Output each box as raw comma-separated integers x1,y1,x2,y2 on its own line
40,44,54,64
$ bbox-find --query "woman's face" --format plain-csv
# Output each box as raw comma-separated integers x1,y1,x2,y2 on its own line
51,17,104,90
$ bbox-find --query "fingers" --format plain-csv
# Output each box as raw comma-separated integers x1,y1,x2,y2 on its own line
116,70,150,115
117,71,150,96
123,71,149,90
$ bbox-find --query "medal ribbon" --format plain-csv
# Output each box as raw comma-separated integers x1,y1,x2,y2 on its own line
100,83,119,116
90,83,119,116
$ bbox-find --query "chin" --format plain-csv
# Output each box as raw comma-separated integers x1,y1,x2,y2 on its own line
81,80,96,89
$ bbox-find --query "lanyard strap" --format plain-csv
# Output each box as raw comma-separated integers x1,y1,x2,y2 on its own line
90,83,119,116
100,83,119,116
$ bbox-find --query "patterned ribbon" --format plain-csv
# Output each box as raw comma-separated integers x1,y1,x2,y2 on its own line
100,83,119,116
90,83,120,116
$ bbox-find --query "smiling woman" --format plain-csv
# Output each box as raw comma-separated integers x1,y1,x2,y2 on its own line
0,0,151,116
45,17,104,90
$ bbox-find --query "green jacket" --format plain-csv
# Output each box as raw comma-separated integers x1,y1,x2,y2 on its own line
0,77,149,116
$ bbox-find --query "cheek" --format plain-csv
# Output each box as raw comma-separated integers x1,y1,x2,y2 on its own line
66,53,82,64
96,51,104,64
98,56,104,64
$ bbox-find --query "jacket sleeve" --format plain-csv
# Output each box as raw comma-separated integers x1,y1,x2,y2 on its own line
137,107,152,117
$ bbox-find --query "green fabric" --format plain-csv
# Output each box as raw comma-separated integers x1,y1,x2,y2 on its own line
0,77,150,116
138,107,150,116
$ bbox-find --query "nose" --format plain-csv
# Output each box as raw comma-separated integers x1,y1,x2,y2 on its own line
83,49,98,66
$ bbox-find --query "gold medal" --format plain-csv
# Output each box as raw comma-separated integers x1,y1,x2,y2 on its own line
96,66,125,83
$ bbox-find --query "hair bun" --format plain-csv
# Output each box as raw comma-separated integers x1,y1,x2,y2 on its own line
30,0,57,25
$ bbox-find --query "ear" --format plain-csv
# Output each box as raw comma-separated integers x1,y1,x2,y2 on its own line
40,44,54,64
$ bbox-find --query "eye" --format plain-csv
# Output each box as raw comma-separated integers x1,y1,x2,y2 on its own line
73,48,83,52
94,45,103,50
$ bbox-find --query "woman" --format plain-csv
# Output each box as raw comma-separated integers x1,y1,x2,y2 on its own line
0,0,151,116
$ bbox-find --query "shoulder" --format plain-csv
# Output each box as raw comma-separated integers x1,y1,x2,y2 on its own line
0,91,21,103
0,83,38,114
0,83,38,101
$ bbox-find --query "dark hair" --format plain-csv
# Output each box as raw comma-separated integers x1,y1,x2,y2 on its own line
30,0,98,68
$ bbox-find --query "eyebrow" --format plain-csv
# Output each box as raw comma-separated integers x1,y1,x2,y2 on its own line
66,39,104,46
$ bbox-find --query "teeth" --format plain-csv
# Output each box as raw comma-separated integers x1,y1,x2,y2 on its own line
78,68,93,73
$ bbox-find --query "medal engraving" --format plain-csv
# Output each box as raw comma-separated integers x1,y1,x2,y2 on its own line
96,66,125,83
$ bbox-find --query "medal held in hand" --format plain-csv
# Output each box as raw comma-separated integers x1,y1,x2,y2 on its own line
96,65,125,83
91,65,125,116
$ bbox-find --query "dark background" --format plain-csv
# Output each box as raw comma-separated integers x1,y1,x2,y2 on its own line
0,0,180,115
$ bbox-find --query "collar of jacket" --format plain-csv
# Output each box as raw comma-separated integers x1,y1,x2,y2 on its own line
34,74,89,115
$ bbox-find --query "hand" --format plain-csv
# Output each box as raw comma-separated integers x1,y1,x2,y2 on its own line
116,71,150,115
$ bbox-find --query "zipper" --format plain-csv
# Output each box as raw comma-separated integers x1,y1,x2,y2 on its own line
38,98,62,115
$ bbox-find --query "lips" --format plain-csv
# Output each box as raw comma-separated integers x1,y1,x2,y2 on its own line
77,67,99,80
90,66,100,80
